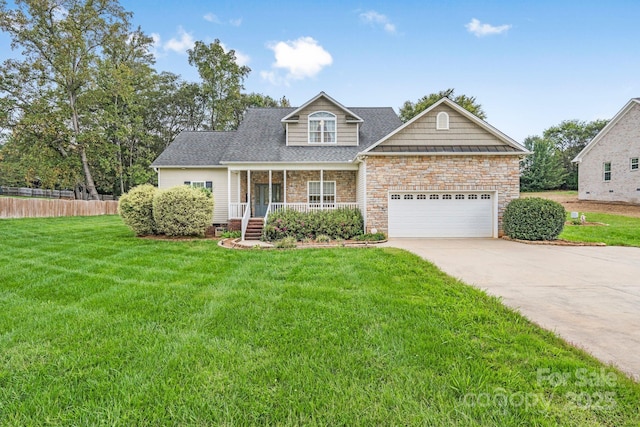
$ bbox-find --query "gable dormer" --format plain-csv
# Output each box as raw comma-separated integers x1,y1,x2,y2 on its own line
282,92,363,146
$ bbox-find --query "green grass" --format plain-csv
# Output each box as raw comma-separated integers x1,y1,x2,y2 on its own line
1,216,639,426
561,212,640,247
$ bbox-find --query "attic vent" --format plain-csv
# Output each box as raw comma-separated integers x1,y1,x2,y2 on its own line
436,112,449,130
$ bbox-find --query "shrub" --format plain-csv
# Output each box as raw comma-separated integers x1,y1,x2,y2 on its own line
273,236,297,249
315,234,331,243
355,232,386,241
503,197,565,241
221,230,241,239
153,185,214,237
118,184,157,236
263,207,363,241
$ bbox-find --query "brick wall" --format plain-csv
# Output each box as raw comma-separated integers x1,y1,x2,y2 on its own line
365,155,521,235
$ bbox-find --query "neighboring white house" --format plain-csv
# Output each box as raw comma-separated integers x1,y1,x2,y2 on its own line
151,92,529,239
573,98,640,204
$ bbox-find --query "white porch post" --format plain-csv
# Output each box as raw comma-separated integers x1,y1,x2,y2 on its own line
247,170,251,217
227,168,231,218
268,170,272,205
237,171,241,206
283,170,287,204
320,169,324,208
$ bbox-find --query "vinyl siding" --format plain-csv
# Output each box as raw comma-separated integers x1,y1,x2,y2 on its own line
381,104,500,146
158,167,229,223
287,98,359,146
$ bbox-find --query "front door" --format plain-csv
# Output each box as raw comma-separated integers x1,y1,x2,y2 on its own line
254,184,281,217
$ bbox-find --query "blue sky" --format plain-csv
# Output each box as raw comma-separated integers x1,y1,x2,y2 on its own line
2,0,640,142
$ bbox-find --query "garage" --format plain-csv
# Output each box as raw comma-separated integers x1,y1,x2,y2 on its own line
388,192,496,238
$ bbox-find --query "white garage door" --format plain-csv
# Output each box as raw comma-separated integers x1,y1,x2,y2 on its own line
388,192,495,238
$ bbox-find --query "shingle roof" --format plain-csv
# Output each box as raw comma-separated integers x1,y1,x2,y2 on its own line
371,145,521,153
152,106,403,167
151,131,235,167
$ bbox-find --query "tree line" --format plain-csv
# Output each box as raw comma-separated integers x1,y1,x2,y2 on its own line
0,0,288,199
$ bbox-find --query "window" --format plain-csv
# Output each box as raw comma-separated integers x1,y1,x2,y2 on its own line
442,194,452,200
436,112,449,130
631,158,639,171
603,162,611,181
429,194,439,200
308,112,336,143
184,181,212,191
391,194,401,200
308,181,335,204
455,194,465,200
404,194,413,200
481,194,491,200
468,194,478,200
417,194,427,199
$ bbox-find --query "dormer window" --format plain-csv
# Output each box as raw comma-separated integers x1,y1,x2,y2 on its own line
309,112,336,143
436,112,449,130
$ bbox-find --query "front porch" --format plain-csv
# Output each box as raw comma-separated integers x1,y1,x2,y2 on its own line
225,167,360,240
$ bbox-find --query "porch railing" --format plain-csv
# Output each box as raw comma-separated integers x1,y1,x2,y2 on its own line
240,202,251,241
263,203,273,226
229,203,248,219
270,202,359,214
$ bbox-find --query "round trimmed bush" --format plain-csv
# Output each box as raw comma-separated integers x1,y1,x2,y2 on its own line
118,184,157,236
503,197,566,241
153,186,214,237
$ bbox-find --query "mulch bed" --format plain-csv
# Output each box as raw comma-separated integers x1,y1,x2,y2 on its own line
502,236,606,246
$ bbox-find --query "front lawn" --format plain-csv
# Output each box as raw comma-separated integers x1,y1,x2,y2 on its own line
561,212,640,247
0,216,638,425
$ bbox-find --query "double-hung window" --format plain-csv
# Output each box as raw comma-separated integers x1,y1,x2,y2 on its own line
631,157,639,171
603,162,612,181
308,181,336,204
309,112,336,143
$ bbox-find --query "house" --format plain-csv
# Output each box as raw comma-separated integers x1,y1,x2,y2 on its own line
151,92,528,239
573,98,640,204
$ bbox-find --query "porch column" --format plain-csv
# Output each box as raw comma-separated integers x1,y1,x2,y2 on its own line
283,170,287,204
237,171,241,206
268,170,272,206
227,168,231,218
247,170,251,216
320,169,324,208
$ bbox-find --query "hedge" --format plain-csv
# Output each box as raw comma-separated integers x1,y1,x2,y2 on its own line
118,184,157,236
263,207,363,241
503,197,565,241
153,186,214,237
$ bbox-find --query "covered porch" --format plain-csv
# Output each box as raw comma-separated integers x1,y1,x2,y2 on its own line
225,164,361,239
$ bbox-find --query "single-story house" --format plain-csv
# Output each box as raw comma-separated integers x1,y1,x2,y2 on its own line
573,98,640,204
151,92,529,239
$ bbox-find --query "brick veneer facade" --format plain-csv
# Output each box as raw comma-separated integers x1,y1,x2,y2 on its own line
364,155,521,236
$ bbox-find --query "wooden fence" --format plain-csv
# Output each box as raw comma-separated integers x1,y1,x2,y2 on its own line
0,197,119,219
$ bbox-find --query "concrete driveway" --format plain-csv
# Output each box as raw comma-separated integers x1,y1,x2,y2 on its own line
384,238,640,380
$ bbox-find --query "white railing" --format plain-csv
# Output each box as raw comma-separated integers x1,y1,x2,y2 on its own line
270,202,359,213
263,203,273,226
229,203,247,219
240,202,251,241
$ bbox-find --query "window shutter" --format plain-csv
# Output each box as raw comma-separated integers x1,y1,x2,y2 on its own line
205,181,213,190
184,181,191,185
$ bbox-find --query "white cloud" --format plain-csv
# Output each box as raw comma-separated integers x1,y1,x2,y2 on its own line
203,13,220,24
219,42,250,66
164,26,195,54
465,18,512,37
149,32,163,57
262,37,332,84
359,10,396,34
229,18,242,27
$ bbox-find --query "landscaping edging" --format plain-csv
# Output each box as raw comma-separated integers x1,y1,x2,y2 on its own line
501,236,606,246
218,238,388,250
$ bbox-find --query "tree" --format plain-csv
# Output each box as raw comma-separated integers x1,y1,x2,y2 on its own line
187,40,250,131
399,88,487,122
543,119,608,189
0,0,134,199
520,136,567,191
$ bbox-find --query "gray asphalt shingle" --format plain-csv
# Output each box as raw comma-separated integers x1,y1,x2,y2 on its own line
151,107,402,167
